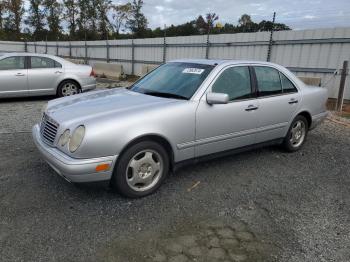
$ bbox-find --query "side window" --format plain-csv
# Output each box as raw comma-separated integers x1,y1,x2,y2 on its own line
54,61,62,68
0,56,25,70
255,66,282,97
30,57,57,69
212,66,252,101
280,73,298,93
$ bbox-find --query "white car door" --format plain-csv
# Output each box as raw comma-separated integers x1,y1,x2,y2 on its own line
27,56,63,96
253,66,301,143
0,56,28,97
195,66,259,157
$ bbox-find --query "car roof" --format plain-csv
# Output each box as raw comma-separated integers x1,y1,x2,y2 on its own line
0,52,75,65
170,58,280,67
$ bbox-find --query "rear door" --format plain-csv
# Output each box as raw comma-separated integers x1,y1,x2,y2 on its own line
253,66,301,143
27,56,63,96
0,56,28,97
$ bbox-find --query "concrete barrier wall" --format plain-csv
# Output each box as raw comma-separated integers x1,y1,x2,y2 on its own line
93,62,123,79
141,64,159,76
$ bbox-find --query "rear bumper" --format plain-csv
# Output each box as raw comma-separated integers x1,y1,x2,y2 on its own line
82,83,96,92
81,77,97,92
32,124,117,183
310,111,329,130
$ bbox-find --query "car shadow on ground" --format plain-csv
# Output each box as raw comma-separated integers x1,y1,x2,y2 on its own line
0,95,56,103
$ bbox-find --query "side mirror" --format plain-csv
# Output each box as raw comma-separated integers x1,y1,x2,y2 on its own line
206,92,229,105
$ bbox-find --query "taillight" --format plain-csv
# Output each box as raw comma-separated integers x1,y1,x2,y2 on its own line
90,69,96,77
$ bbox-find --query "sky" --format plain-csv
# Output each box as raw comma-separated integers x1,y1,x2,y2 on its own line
113,0,350,30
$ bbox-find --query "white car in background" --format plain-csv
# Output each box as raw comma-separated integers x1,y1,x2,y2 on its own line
0,53,96,98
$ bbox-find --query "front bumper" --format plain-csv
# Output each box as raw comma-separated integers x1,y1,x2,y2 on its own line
32,124,117,183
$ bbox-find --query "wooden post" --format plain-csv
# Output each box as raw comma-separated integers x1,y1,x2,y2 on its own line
336,60,349,112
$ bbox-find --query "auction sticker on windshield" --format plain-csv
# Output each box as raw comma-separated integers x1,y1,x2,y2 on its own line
182,68,205,74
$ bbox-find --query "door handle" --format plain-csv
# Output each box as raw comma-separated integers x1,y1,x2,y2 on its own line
15,73,25,77
55,71,63,74
288,99,299,104
245,105,259,111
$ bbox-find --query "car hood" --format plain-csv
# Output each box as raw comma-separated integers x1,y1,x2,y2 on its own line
46,88,178,124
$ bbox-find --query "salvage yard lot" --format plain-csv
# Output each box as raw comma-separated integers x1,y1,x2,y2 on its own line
0,90,350,261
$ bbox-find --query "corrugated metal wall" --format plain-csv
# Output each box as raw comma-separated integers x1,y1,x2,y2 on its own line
1,27,349,99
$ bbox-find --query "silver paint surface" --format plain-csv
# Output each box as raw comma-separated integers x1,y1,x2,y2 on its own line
32,59,328,182
0,52,96,98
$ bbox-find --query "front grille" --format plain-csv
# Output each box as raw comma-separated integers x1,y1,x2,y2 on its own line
40,113,59,145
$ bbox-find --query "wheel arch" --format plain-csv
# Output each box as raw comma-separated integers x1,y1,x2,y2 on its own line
116,134,175,172
56,79,82,96
296,110,312,129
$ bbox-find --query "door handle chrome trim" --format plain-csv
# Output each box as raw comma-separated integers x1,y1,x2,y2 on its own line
55,71,63,74
245,105,259,111
288,99,299,104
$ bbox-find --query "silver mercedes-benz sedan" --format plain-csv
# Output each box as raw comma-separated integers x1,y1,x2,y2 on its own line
32,59,328,198
0,53,96,98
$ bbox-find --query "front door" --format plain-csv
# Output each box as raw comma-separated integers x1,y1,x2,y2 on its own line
0,56,27,97
253,66,301,143
195,66,259,157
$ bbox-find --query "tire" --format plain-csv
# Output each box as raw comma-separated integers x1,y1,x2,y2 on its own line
57,80,81,97
283,115,309,152
111,141,170,198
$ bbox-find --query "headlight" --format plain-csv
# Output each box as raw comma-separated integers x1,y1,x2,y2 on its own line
68,125,85,152
58,129,70,147
41,103,48,115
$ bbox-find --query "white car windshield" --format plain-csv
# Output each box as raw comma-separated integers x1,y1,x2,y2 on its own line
131,62,215,100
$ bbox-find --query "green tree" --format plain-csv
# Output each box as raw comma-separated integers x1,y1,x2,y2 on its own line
63,0,79,39
258,20,290,31
96,0,111,39
77,0,89,39
205,13,219,33
238,14,254,32
195,15,206,34
43,0,62,40
27,0,46,40
110,3,132,36
0,0,6,31
126,0,148,37
4,0,24,40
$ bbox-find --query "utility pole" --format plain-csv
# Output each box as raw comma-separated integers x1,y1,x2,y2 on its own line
336,60,349,112
267,12,276,62
163,24,167,63
206,25,211,59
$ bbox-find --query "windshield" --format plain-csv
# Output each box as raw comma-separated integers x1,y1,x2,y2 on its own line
131,62,214,100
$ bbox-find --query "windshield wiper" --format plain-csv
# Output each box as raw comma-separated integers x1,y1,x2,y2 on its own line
143,91,188,100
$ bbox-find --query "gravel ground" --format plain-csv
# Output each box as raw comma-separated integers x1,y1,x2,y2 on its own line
0,88,349,262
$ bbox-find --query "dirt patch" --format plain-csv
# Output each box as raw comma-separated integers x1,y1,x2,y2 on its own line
99,217,278,262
